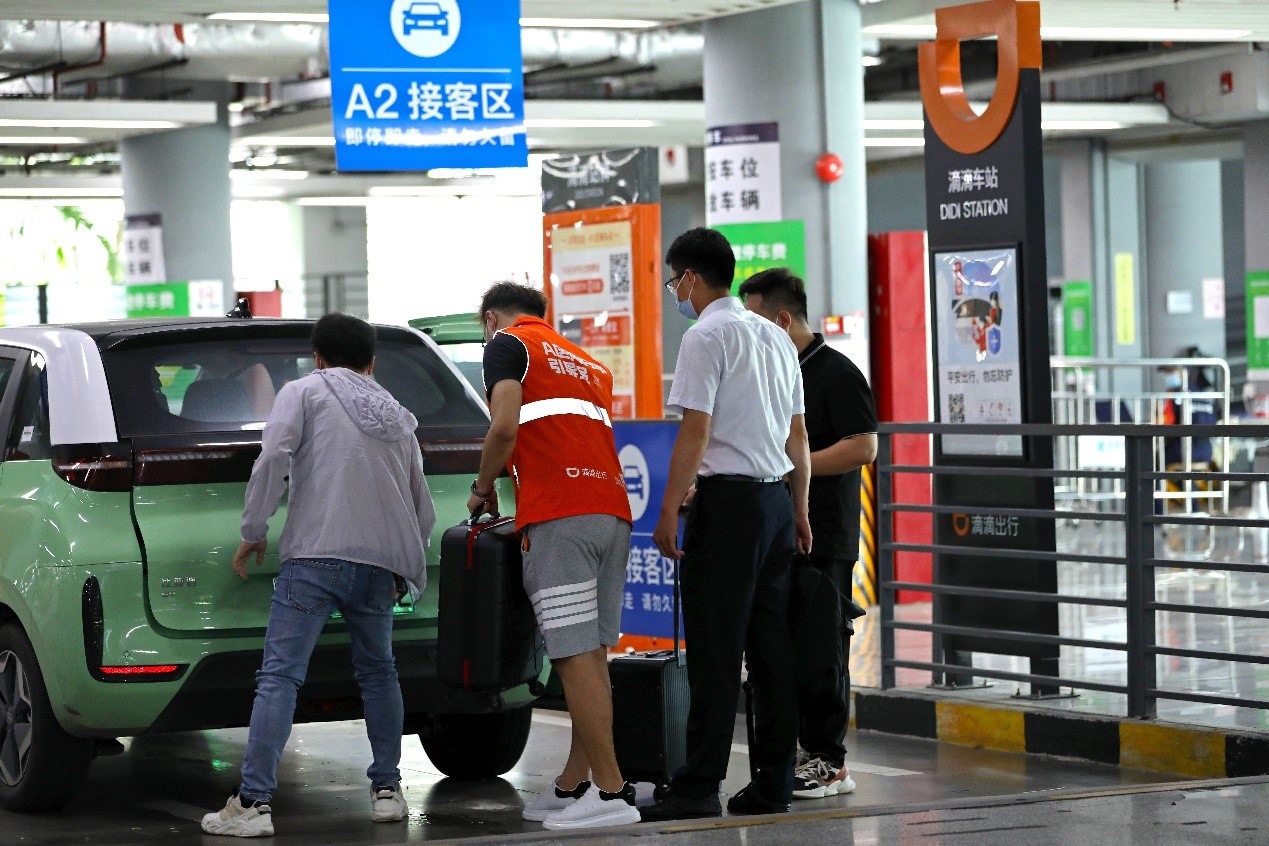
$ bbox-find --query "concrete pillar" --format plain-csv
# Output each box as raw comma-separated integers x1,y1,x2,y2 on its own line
301,206,369,318
119,84,234,308
703,0,867,320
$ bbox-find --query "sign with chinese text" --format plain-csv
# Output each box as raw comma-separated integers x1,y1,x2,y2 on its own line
125,281,224,318
1063,280,1093,357
705,122,781,225
328,0,527,171
933,248,1022,456
714,220,805,292
541,148,660,213
613,420,682,638
552,221,636,418
124,214,166,284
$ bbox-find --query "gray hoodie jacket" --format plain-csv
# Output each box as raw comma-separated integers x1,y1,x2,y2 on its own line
241,367,436,589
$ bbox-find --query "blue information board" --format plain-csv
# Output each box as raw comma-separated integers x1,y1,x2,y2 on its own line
328,0,528,172
613,421,683,638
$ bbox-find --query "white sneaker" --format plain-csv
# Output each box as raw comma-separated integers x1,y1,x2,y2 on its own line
371,785,408,822
792,757,856,799
201,794,274,837
542,783,641,830
522,778,590,822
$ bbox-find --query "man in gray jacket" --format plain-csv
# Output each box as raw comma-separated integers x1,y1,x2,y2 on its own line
202,313,436,838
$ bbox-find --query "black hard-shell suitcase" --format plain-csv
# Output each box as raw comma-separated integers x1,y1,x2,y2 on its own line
609,578,689,785
437,515,543,692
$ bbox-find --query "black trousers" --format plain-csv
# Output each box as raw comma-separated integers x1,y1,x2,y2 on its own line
790,555,855,767
671,478,798,803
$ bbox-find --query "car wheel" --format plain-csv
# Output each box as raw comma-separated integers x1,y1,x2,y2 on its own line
418,704,532,779
0,623,94,812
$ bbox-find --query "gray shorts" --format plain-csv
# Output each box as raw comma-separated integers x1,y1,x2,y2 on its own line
521,513,631,659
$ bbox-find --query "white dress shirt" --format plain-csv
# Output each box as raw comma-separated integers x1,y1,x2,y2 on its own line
667,296,804,478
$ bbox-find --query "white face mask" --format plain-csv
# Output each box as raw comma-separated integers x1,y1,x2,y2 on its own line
1166,373,1182,390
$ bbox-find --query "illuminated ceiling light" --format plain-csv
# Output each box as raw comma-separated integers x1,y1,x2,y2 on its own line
0,187,123,198
862,55,885,67
863,119,924,131
864,23,1252,41
864,137,925,147
229,170,311,180
233,135,337,147
294,196,373,206
520,17,658,29
523,118,658,129
206,12,329,23
0,118,182,130
0,136,87,145
1041,119,1129,131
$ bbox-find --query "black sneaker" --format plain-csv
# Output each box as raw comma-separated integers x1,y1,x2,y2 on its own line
640,786,722,822
726,784,791,815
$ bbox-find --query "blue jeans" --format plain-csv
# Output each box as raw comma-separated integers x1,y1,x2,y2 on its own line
239,559,404,803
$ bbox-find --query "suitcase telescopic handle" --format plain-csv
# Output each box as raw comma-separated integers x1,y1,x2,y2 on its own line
672,525,684,666
465,509,501,526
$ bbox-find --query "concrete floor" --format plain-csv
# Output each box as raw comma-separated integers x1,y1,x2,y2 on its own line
0,708,1211,845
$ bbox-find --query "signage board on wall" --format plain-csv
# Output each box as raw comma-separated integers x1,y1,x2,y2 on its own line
1247,270,1269,379
1063,280,1093,357
714,220,805,292
124,214,166,284
705,122,782,225
1114,253,1136,346
126,281,224,318
328,0,527,171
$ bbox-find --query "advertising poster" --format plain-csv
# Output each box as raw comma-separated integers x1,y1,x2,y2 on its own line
934,248,1023,456
1115,252,1136,346
1063,280,1093,357
551,220,637,419
705,122,781,226
714,220,806,293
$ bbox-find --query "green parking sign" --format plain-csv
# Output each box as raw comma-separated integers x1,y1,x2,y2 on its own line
715,220,806,294
126,282,190,318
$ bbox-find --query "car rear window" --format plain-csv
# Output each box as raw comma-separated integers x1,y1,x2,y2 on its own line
101,328,489,439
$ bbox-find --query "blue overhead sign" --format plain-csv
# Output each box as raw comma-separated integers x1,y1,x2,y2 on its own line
327,0,528,172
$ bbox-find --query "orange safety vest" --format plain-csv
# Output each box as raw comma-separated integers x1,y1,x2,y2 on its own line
498,316,632,530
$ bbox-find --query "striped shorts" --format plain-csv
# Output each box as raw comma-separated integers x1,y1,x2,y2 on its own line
521,513,631,659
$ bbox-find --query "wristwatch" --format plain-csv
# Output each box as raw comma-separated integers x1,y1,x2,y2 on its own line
470,480,494,499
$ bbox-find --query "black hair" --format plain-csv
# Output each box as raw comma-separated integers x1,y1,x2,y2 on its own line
665,227,736,290
737,267,809,322
312,313,376,370
479,281,547,318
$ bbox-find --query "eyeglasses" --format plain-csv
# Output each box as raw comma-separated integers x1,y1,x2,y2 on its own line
664,271,687,292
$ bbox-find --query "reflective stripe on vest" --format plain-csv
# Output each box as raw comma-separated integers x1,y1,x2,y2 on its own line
519,397,612,428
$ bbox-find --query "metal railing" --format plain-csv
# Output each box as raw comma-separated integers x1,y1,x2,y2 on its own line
1051,357,1231,514
877,421,1269,720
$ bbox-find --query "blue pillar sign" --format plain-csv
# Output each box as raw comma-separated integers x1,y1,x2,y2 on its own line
328,0,528,172
613,421,682,639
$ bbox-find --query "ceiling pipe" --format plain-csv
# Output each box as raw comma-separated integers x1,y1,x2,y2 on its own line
51,20,106,96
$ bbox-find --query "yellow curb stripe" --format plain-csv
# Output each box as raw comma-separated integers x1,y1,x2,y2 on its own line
936,701,1026,753
1119,722,1226,778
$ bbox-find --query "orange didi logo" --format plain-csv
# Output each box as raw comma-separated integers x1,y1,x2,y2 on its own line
952,513,971,537
918,0,1042,156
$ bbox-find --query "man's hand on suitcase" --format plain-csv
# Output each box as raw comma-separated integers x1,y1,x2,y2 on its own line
466,482,499,520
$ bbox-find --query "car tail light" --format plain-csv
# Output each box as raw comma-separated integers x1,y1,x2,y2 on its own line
133,444,260,486
421,440,485,475
54,443,133,492
82,577,187,683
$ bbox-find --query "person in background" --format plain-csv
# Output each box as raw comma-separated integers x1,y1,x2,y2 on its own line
467,282,640,831
643,227,811,821
202,313,435,837
739,268,877,800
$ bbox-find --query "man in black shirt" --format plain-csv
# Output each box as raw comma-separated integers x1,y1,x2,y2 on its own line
739,268,877,800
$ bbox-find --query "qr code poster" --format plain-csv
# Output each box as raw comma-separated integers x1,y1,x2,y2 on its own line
933,248,1023,457
550,220,634,315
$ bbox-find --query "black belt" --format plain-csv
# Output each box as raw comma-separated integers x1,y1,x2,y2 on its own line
697,473,784,485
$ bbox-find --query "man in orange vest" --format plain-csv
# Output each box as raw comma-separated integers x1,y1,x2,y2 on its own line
467,282,639,831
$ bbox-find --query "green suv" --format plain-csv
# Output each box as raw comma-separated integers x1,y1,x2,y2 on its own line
0,318,537,812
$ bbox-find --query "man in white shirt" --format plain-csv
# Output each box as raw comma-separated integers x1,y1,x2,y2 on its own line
644,227,812,821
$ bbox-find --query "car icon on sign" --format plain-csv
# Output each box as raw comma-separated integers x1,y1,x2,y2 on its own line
624,465,644,497
403,2,448,35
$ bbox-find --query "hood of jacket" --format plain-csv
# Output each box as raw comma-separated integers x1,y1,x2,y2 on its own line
317,368,418,442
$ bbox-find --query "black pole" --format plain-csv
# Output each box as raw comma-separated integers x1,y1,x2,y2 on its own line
37,284,48,324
